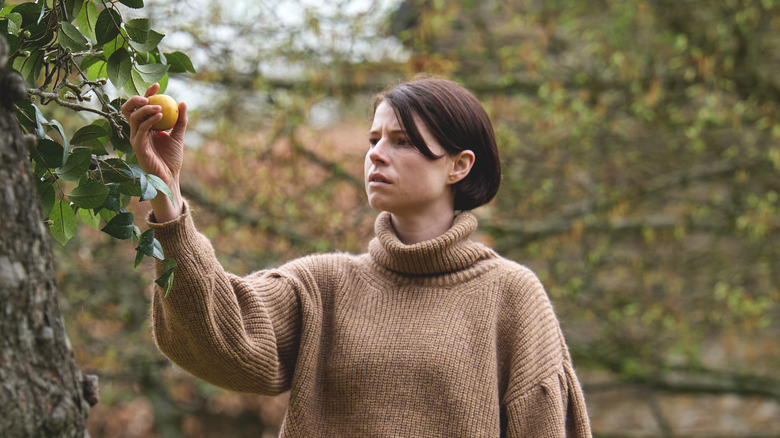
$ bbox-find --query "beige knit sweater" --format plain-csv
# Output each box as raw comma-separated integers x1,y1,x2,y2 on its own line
148,204,592,437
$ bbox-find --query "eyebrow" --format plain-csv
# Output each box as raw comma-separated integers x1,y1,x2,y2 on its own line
368,129,409,136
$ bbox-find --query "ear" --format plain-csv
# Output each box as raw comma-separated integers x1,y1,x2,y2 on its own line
447,150,475,184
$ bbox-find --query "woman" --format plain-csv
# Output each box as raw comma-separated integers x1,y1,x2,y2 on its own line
122,78,592,437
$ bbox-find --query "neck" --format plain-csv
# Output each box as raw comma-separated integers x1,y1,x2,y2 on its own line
389,206,456,245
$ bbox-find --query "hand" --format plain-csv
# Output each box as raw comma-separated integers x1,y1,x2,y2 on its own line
121,83,187,222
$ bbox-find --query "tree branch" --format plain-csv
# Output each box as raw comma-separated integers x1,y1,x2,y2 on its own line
30,89,110,117
179,184,309,246
29,87,125,140
485,157,771,249
583,368,780,401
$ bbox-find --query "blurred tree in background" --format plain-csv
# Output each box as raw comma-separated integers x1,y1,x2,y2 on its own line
3,0,779,436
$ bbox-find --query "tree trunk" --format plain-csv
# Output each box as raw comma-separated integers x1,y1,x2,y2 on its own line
0,38,90,437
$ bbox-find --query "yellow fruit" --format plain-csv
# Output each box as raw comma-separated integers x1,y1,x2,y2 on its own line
147,94,179,131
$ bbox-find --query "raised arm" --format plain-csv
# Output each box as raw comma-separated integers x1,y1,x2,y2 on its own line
123,85,303,393
121,83,187,222
147,207,303,394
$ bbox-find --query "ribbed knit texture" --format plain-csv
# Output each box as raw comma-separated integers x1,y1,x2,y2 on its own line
148,205,592,437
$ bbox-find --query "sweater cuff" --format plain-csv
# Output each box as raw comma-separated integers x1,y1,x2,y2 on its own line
146,198,190,226
145,200,200,258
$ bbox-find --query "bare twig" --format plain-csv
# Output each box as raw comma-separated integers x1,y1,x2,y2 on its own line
30,89,113,118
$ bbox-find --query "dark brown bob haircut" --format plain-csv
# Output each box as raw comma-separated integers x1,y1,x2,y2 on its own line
373,77,501,211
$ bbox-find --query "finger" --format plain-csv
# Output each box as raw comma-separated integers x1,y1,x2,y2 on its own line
127,104,162,133
137,110,164,134
144,83,161,98
121,95,149,120
127,104,162,144
169,102,188,143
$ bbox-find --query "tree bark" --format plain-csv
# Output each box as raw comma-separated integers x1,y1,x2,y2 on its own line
0,38,90,437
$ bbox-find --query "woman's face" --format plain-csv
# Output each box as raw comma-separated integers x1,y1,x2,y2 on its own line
364,100,457,217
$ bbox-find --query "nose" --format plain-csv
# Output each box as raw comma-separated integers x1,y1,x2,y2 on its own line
368,138,389,166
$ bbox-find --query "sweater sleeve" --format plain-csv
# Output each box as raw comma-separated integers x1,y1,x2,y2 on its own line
504,361,592,437
147,202,304,395
498,264,592,437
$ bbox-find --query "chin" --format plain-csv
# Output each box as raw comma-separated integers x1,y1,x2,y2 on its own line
367,198,389,212
366,195,396,213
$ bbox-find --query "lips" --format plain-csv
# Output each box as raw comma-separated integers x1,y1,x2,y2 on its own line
368,172,391,186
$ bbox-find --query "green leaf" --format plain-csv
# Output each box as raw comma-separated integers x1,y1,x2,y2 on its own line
28,104,48,139
118,0,144,9
3,34,19,57
124,164,158,201
32,138,66,168
49,200,77,245
134,249,145,268
138,173,158,201
64,0,83,23
120,193,133,208
135,229,155,255
32,103,48,126
104,99,133,152
58,21,89,52
56,147,92,181
28,106,69,148
127,67,146,96
1,19,13,37
98,211,117,227
157,72,169,93
125,17,149,42
95,7,121,46
128,29,163,53
22,21,54,46
78,207,101,230
102,30,127,60
35,0,44,24
37,182,55,218
86,59,107,82
68,177,110,209
79,55,102,72
101,211,135,240
92,158,134,183
134,229,156,267
11,2,43,26
31,159,47,179
101,185,122,212
6,12,22,35
44,119,69,151
71,123,108,145
134,62,169,84
164,51,196,73
12,48,44,86
151,237,164,259
14,99,37,129
70,123,109,154
156,258,177,298
107,47,132,89
118,181,141,198
76,0,98,42
146,174,173,204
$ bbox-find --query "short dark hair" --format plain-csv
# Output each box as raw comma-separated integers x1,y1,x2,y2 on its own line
373,77,501,211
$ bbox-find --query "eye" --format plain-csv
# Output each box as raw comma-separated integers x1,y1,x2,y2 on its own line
368,137,379,148
396,137,412,147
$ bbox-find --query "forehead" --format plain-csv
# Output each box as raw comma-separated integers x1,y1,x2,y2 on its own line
370,101,403,131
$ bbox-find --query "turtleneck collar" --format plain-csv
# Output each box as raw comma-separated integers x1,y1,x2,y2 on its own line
368,211,496,276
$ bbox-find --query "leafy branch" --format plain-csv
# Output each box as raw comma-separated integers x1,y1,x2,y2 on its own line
2,0,195,295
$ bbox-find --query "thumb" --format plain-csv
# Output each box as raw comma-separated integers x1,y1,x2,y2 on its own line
169,102,188,143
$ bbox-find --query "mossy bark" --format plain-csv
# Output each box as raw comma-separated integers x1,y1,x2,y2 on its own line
0,37,89,438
